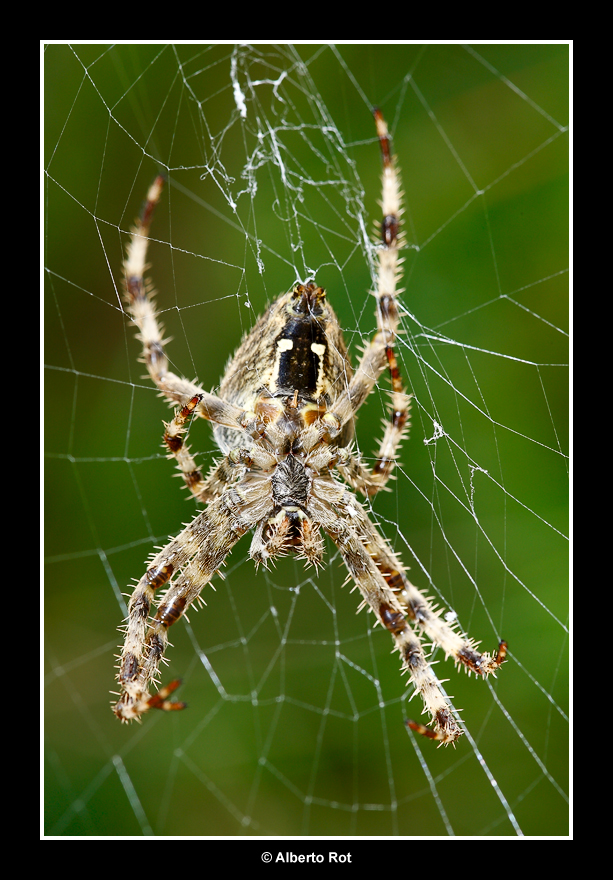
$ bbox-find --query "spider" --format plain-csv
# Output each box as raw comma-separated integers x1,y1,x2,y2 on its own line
112,109,506,744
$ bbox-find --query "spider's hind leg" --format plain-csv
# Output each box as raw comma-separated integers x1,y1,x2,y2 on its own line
327,110,411,495
367,108,412,494
122,175,264,438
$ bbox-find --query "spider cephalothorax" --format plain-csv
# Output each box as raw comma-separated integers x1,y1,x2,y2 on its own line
113,110,506,744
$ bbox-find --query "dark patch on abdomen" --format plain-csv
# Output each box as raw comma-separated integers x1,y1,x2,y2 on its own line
275,319,326,397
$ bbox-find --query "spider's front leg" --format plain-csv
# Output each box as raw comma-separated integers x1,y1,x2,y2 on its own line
347,493,507,677
316,508,464,745
344,491,506,742
310,476,505,745
113,479,270,722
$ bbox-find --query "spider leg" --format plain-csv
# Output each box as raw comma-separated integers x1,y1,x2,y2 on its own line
336,387,411,500
123,176,262,439
344,488,507,678
309,471,505,744
161,393,209,501
315,503,464,745
162,393,245,504
325,110,411,495
113,479,271,722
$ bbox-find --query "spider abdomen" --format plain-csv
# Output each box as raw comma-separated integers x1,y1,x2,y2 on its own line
214,282,355,453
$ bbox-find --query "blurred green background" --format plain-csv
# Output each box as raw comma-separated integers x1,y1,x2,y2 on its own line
44,44,569,837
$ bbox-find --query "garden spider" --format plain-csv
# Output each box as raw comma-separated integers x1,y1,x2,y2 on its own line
112,109,506,744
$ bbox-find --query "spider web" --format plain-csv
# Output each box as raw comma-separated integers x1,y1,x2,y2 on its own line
44,43,570,838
